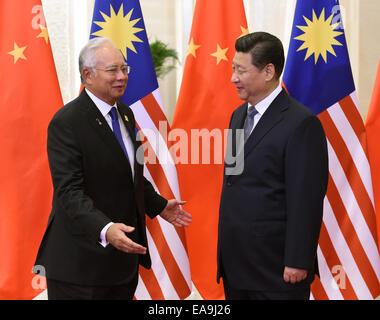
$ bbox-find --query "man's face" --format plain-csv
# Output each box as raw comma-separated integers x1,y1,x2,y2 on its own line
231,52,268,106
85,43,128,105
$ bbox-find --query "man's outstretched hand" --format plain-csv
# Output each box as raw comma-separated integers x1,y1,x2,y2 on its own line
160,199,192,227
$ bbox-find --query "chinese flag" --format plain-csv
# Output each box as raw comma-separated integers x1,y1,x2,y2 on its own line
171,0,248,299
365,60,380,250
0,1,62,299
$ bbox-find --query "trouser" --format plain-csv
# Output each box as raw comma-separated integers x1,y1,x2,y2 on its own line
223,276,310,300
46,274,138,300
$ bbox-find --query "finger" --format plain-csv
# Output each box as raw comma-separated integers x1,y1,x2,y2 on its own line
175,215,192,226
283,271,290,283
119,243,146,254
125,239,147,254
179,210,192,219
112,231,146,254
180,215,192,223
172,220,189,227
169,199,187,208
119,224,135,233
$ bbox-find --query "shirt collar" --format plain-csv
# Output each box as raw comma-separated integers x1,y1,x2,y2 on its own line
85,88,117,118
248,84,283,116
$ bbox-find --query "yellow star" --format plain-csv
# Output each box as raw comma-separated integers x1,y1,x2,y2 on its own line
187,37,200,58
239,26,249,38
8,42,27,64
37,24,49,44
210,44,228,65
92,4,144,59
295,8,343,64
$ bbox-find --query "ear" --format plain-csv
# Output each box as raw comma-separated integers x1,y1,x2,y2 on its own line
264,63,276,81
82,67,94,85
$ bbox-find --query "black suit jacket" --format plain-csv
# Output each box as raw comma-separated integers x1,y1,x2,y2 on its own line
217,89,328,291
35,90,167,286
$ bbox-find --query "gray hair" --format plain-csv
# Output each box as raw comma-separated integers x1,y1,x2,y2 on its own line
79,37,114,84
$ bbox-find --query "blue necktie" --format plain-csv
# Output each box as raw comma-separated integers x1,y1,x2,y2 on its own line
109,107,130,162
244,105,258,143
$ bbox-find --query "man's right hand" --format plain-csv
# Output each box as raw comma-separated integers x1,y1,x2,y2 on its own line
105,223,147,254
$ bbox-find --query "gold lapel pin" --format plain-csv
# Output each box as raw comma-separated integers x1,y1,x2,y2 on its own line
96,118,102,126
124,115,129,122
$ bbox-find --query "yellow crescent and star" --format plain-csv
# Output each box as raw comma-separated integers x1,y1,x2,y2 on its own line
187,25,249,65
294,7,343,64
8,25,49,64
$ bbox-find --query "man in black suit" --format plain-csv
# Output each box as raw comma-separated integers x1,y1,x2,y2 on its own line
217,32,328,300
34,38,191,300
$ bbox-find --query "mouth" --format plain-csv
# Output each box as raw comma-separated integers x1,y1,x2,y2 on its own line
113,84,126,90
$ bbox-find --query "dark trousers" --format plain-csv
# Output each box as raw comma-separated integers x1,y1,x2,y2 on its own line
47,275,138,300
223,277,310,300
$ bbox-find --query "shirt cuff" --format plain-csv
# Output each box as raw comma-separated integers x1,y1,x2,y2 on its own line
99,222,114,248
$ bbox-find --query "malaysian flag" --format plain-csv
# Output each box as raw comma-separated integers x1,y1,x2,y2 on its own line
283,0,380,299
90,0,192,299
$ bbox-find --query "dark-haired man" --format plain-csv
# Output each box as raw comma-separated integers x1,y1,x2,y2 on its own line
217,32,328,300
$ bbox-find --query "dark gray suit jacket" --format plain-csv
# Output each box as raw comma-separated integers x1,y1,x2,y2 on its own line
35,89,167,286
217,89,328,291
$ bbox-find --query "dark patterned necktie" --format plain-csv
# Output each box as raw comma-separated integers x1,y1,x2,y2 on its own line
244,105,258,143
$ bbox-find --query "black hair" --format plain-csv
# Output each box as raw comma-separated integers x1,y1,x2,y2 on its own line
235,32,285,79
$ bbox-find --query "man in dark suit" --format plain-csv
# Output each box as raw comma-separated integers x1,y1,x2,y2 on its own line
217,32,328,300
34,38,191,300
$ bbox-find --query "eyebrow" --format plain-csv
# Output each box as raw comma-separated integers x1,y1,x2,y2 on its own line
104,63,128,68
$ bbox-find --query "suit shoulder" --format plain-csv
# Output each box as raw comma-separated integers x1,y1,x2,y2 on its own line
287,95,317,119
231,102,247,118
49,95,84,127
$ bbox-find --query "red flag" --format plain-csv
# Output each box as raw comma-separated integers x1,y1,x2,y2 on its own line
171,0,248,299
0,1,62,299
365,60,380,251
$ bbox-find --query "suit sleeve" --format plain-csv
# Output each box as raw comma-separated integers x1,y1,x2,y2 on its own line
47,115,111,242
123,104,168,219
284,115,328,270
143,177,168,219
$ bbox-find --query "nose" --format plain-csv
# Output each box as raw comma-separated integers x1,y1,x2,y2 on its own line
116,69,128,81
231,71,239,83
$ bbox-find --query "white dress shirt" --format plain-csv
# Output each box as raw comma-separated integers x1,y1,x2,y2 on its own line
246,84,283,136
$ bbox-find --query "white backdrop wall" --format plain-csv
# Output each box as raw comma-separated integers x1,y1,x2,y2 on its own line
42,0,380,124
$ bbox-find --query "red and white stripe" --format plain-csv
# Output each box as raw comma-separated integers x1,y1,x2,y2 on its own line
130,88,192,300
311,91,380,299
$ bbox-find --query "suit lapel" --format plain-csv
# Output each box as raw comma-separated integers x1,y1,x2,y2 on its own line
231,102,248,131
79,90,134,178
244,89,289,158
227,102,247,162
117,103,136,143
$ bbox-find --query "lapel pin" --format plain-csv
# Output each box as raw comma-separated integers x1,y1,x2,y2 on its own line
124,115,129,122
96,118,102,126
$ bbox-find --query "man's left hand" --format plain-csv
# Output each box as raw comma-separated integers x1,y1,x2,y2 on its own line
283,266,308,284
160,199,192,227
